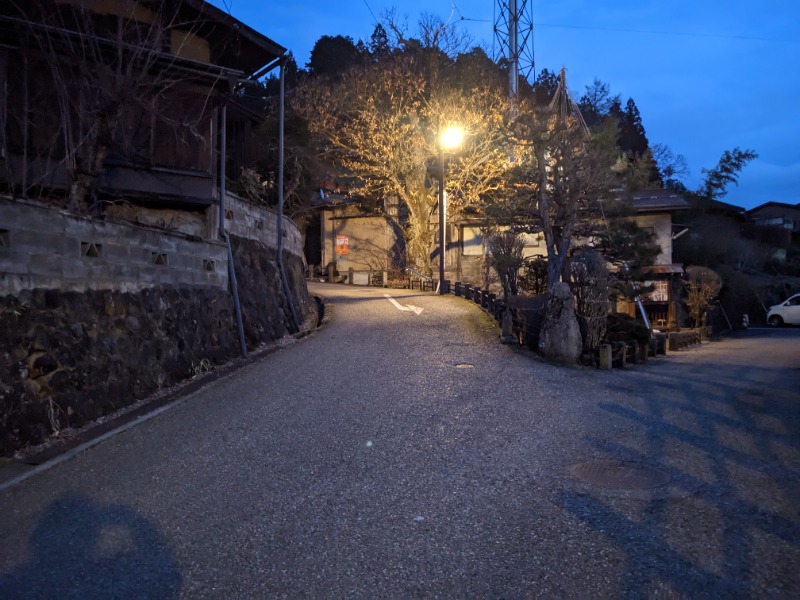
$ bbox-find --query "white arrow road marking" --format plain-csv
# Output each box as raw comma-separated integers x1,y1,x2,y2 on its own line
384,294,424,315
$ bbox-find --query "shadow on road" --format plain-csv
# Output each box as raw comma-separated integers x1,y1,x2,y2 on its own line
0,492,182,599
560,355,800,597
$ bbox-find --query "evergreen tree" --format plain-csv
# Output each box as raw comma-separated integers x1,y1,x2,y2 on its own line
700,147,758,200
532,68,559,107
369,24,391,59
579,79,618,129
307,35,364,78
451,47,506,91
618,98,648,156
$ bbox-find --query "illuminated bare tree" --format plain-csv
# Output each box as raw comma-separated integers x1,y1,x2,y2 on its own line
510,105,619,288
294,44,513,275
487,230,525,299
683,265,722,327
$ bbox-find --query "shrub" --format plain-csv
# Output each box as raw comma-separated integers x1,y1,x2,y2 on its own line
605,312,651,345
519,256,548,295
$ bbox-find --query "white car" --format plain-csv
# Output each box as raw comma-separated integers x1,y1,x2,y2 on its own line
767,293,800,326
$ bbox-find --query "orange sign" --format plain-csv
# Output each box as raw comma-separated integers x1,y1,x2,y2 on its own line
336,235,349,255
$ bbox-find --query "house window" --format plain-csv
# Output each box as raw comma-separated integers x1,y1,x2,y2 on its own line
462,227,483,256
521,232,541,248
646,280,669,303
0,49,6,158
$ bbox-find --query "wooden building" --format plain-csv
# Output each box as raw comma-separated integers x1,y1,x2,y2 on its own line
0,0,285,211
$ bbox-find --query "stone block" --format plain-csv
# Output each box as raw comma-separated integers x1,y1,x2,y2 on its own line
163,252,190,271
101,242,131,263
111,263,143,284
61,260,91,280
638,343,649,362
133,229,164,250
0,203,27,228
0,271,31,294
10,229,67,255
28,253,64,277
63,217,102,240
0,252,30,275
352,272,369,286
599,344,612,370
158,236,179,253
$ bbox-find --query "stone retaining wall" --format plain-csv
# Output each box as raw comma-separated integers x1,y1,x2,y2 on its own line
0,235,312,457
0,195,313,456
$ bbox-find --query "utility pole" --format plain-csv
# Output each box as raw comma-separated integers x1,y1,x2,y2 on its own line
494,0,535,102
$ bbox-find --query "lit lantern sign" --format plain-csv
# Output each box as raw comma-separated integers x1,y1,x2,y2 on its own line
336,235,349,255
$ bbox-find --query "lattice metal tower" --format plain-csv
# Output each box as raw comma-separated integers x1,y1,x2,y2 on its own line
494,0,535,100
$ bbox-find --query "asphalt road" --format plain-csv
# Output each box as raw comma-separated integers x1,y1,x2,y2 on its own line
1,283,799,598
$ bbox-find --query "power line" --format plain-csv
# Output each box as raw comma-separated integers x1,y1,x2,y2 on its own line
451,0,490,23
361,0,379,25
535,22,793,43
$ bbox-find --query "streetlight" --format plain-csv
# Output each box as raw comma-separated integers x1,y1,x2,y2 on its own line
438,125,463,294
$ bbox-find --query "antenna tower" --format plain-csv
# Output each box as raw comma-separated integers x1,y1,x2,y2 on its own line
494,0,535,101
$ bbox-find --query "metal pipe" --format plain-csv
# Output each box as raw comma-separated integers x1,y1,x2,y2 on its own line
624,262,652,332
276,56,301,332
219,103,248,358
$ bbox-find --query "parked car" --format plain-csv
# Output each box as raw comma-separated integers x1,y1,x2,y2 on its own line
766,293,800,326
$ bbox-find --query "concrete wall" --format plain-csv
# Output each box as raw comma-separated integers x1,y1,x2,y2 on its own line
321,206,399,275
0,194,305,296
634,213,674,266
224,194,304,259
0,196,228,296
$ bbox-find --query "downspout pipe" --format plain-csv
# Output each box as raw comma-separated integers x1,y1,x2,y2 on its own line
276,55,301,332
624,261,652,332
219,103,248,358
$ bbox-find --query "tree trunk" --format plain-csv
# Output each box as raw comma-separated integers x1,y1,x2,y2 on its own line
406,212,435,276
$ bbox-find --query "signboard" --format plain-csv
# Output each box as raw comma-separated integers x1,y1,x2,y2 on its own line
335,235,349,255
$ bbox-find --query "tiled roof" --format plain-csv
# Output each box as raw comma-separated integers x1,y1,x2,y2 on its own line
631,190,690,212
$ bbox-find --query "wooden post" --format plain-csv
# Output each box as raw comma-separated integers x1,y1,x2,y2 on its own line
501,310,516,344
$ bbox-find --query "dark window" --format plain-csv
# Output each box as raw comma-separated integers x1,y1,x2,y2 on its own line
0,49,6,158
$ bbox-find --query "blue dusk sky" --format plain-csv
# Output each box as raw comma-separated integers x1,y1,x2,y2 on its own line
211,0,799,210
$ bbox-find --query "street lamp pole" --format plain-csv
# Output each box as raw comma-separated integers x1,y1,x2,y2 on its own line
437,126,463,295
438,143,446,294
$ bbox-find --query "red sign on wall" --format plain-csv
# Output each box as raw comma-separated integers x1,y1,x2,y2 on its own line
336,235,349,255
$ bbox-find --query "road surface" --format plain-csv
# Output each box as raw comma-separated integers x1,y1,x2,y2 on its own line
1,283,798,597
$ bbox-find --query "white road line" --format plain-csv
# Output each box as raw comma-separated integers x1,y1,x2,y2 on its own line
384,294,424,315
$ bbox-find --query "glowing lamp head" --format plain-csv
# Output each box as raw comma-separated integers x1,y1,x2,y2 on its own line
440,126,464,149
